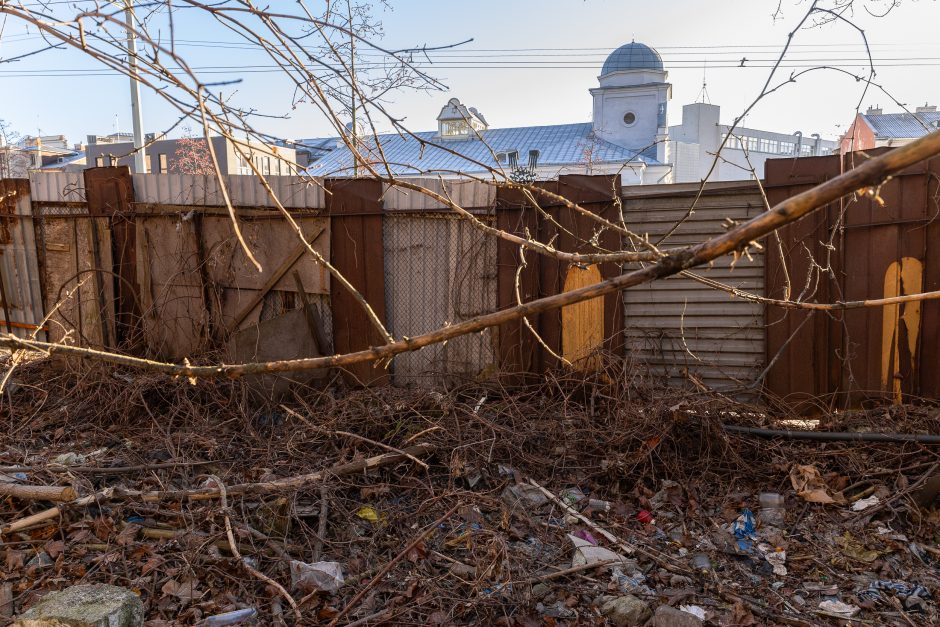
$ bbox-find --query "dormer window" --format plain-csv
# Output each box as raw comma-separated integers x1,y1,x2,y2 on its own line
437,97,488,140
442,121,471,137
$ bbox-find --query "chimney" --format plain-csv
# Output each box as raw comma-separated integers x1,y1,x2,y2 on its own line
865,105,883,116
916,103,937,113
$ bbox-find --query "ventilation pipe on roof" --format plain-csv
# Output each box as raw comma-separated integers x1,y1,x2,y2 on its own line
793,131,802,156
811,133,821,156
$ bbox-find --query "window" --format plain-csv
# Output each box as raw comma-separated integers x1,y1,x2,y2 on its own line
746,137,759,152
801,144,813,156
779,141,794,155
159,154,168,173
263,157,271,175
758,138,776,153
442,121,469,137
623,111,637,126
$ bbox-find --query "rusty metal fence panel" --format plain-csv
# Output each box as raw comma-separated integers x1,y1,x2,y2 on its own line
621,181,767,392
765,150,940,408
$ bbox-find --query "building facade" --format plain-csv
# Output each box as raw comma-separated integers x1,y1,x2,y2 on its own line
84,134,297,176
303,41,836,184
840,104,940,153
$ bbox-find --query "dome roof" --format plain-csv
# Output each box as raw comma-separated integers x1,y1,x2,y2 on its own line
601,42,664,74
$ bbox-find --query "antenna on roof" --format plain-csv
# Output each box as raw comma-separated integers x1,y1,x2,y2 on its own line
696,60,712,104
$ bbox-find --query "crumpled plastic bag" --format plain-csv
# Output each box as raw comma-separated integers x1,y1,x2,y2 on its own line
790,464,846,504
818,600,860,617
568,534,632,568
289,560,344,593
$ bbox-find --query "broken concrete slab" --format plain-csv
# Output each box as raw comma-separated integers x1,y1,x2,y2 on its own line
599,594,651,626
13,584,144,627
650,604,704,627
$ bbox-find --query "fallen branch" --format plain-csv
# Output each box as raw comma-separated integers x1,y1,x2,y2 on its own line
212,475,302,624
524,559,618,584
280,405,430,469
0,483,76,502
1,444,434,536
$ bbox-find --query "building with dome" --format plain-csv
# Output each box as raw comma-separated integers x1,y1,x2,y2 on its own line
300,41,836,183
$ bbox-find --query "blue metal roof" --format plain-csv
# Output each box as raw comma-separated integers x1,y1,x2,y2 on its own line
864,111,940,139
300,123,659,177
601,42,664,75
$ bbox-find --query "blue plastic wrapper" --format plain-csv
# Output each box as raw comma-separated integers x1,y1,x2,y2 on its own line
731,509,757,552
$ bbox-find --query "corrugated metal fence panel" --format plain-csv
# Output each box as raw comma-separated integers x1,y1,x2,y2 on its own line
0,180,45,338
621,181,766,391
384,213,497,385
29,172,85,202
383,178,495,212
131,174,324,208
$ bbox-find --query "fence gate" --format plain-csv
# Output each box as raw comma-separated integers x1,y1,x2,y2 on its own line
764,149,940,409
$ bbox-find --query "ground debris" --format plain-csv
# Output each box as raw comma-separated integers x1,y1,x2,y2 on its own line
2,358,940,625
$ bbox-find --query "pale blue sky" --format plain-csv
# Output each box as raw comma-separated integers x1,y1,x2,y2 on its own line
1,0,938,145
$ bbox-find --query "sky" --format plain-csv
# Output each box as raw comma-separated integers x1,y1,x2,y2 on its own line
1,0,939,147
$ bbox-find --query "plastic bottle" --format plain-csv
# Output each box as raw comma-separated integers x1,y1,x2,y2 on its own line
759,492,786,527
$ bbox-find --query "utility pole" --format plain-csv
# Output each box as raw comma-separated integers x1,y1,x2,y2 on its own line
124,0,146,173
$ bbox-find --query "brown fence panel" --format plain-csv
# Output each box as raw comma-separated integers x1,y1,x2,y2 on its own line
84,167,142,351
326,178,389,386
764,149,940,408
496,174,623,375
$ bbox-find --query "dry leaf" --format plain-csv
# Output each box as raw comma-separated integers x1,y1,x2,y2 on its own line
44,540,65,559
4,550,24,571
161,578,204,601
789,464,846,505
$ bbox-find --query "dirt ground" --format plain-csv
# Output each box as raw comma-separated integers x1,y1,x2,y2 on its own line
1,356,939,626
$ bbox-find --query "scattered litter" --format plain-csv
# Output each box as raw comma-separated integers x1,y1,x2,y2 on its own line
758,492,785,527
568,534,631,568
649,479,682,511
690,553,712,572
636,509,654,524
731,509,757,552
851,495,880,511
836,532,884,563
0,471,26,483
611,567,653,595
560,487,586,506
790,464,846,504
501,483,550,511
197,607,259,626
289,560,344,593
679,604,707,620
572,529,598,545
818,599,860,617
857,580,931,610
355,506,387,525
758,543,787,576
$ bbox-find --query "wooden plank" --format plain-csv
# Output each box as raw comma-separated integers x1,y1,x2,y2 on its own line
326,178,388,386
227,226,326,333
561,264,604,371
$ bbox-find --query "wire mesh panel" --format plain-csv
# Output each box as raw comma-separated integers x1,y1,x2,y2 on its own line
384,213,497,385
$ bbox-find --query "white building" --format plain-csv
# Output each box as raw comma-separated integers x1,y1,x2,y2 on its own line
303,42,836,183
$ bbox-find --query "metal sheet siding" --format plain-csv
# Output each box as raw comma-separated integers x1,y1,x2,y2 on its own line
0,180,45,338
131,173,324,208
621,181,766,391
